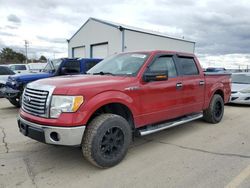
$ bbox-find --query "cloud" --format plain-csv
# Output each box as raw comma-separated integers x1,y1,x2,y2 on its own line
5,25,18,29
7,14,21,24
0,0,249,66
37,36,66,44
140,0,250,56
0,31,16,37
0,39,5,49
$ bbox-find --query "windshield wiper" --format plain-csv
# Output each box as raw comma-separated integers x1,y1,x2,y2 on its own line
92,71,114,76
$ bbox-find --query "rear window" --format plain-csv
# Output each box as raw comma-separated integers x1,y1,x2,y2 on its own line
178,57,199,75
10,65,27,71
85,61,99,71
62,61,80,74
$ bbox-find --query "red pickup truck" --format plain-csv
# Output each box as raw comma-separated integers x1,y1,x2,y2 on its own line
18,51,231,168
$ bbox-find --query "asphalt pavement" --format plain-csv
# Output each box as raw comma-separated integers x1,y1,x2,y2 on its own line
0,98,250,188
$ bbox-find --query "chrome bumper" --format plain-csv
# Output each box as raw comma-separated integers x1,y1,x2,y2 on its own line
17,115,86,146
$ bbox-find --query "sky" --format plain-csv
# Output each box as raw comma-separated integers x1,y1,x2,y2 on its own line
0,0,250,69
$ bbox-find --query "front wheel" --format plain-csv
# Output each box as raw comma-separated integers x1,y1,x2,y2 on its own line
203,94,224,124
8,97,21,108
82,114,132,168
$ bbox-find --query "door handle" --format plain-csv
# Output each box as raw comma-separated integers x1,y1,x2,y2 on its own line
199,81,205,86
176,82,183,88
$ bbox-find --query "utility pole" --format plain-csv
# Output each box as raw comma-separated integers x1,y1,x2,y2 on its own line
24,40,29,64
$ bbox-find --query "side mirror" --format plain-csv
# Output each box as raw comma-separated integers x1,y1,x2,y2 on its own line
143,71,168,82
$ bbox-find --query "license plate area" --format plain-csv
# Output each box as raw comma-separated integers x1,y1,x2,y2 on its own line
18,121,45,143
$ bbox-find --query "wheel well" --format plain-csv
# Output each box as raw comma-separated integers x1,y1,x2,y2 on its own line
214,90,224,100
87,103,135,129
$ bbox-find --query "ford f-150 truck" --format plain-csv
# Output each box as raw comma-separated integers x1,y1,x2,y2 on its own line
1,58,102,107
17,51,231,168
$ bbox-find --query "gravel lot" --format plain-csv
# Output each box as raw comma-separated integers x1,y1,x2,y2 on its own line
0,98,250,188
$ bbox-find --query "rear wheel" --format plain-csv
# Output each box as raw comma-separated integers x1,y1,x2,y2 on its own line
82,114,132,168
203,94,224,124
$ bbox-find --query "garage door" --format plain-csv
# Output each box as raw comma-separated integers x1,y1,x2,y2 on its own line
73,46,86,58
91,43,108,58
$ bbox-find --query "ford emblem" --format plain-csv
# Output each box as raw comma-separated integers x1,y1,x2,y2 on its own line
24,96,31,103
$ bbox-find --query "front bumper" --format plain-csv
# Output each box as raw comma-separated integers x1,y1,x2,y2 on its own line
0,86,20,98
230,92,250,105
17,115,86,146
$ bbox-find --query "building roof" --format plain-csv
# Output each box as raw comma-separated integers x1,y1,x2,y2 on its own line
68,17,195,44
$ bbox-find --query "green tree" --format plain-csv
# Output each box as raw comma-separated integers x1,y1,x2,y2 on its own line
0,47,26,64
39,55,47,62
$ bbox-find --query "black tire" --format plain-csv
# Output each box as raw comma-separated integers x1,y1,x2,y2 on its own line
8,97,21,108
82,114,132,168
203,94,224,124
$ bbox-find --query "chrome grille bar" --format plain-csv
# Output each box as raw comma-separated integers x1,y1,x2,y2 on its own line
21,83,55,118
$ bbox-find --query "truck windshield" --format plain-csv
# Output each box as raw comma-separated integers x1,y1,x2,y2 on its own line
87,53,149,76
232,74,250,84
43,59,62,73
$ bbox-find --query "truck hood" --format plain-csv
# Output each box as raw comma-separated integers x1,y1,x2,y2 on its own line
10,72,51,82
33,75,135,95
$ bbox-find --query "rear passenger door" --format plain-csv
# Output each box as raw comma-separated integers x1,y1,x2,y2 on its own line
176,56,205,114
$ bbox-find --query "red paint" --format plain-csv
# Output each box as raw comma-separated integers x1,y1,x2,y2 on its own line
20,51,231,128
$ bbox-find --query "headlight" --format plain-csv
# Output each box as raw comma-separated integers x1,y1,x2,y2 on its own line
240,88,250,93
50,95,84,118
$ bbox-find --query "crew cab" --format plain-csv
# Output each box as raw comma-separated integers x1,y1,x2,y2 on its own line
17,51,231,168
1,58,102,107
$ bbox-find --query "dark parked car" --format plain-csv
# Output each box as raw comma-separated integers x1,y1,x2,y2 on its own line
206,67,226,72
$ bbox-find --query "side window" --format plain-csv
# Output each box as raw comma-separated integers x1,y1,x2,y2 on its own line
0,68,4,75
85,61,98,71
15,65,27,70
9,65,15,71
1,67,10,75
62,61,80,74
4,67,14,75
178,57,199,75
148,56,177,78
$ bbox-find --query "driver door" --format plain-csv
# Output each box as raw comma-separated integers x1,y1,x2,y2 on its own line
139,55,183,126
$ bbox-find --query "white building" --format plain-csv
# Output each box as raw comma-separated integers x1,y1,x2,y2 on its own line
68,17,195,59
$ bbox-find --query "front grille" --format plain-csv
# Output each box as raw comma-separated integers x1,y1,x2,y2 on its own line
22,87,49,116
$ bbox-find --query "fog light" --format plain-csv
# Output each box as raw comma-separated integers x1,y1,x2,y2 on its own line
50,132,60,142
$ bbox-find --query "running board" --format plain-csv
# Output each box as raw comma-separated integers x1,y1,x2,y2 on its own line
138,113,203,136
